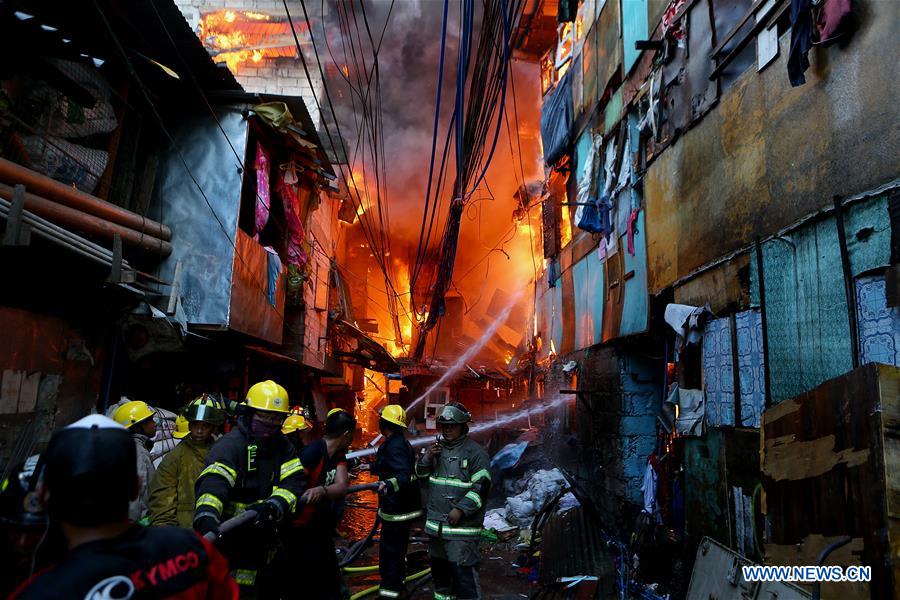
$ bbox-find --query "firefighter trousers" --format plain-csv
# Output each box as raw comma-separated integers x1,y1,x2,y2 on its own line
379,520,412,598
279,524,344,599
428,537,481,600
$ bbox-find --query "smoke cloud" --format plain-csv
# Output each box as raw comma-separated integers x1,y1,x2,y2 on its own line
312,0,543,359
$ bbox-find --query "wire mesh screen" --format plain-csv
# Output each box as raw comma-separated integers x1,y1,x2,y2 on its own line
2,58,119,194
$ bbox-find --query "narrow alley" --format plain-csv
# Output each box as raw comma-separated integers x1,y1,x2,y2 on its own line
0,0,897,599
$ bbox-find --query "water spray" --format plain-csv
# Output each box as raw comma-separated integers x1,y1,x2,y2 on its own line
346,394,572,460
405,289,524,415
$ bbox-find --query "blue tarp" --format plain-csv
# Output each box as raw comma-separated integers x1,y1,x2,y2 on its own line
491,441,529,470
540,71,573,166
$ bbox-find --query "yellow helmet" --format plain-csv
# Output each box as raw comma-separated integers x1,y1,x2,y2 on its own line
380,405,408,428
245,380,290,414
173,415,189,439
281,414,310,435
112,400,155,428
327,407,346,418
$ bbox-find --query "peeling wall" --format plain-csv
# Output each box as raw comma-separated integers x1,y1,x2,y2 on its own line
645,1,900,292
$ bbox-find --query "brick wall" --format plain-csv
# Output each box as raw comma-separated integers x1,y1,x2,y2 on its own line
173,0,323,126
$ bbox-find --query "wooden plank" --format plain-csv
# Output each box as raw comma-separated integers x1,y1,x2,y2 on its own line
16,372,40,413
0,370,23,414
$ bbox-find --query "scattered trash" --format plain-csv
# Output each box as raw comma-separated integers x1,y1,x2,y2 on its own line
557,575,599,589
501,468,570,530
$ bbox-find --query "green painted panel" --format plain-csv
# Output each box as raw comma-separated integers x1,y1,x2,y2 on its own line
760,219,853,402
845,195,891,276
621,0,649,74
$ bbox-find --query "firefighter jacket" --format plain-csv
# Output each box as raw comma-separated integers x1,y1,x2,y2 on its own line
130,433,156,521
372,432,422,522
193,421,306,526
148,436,211,527
415,434,491,541
8,525,238,599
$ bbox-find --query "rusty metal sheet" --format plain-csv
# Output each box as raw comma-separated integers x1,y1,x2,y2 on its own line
538,506,616,596
676,0,718,129
572,54,586,122
229,228,285,345
581,23,599,118
595,0,622,95
561,264,576,354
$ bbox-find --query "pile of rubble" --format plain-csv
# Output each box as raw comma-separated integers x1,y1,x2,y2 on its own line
484,468,579,538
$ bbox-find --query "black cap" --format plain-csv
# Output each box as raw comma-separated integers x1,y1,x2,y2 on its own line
43,415,137,526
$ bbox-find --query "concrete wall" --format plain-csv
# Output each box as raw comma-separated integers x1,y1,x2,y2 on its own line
645,0,900,293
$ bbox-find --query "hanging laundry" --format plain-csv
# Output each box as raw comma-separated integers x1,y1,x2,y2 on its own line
574,134,603,233
664,303,712,350
640,460,660,522
814,0,855,46
788,0,814,86
626,208,640,255
254,143,271,238
668,385,705,436
662,0,687,42
264,247,281,306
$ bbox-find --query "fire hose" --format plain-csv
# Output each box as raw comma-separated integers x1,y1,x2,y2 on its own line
204,482,382,542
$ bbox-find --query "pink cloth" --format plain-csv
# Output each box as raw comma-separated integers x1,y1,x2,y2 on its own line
254,143,271,237
626,208,640,255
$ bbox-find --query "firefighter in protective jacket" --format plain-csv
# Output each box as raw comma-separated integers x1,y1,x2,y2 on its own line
193,380,306,596
148,394,225,527
372,405,422,599
416,402,490,600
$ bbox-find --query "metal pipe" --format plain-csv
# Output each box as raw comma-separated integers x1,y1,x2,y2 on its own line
0,197,127,264
0,203,127,268
0,158,172,241
833,196,861,369
0,184,172,256
1,204,131,269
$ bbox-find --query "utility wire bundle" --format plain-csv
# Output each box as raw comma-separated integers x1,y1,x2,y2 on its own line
411,0,523,359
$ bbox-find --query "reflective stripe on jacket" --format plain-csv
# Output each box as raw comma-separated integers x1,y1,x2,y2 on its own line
193,422,306,525
416,435,490,540
372,433,422,522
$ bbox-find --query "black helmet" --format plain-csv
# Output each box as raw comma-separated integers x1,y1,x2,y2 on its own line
183,394,226,425
43,415,136,526
436,402,472,425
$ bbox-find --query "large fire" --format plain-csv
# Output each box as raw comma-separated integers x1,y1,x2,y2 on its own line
198,10,299,72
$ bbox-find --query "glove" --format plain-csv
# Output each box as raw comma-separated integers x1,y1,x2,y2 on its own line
194,515,220,537
248,499,283,525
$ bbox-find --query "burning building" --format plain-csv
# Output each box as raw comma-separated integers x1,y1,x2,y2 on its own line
175,1,324,126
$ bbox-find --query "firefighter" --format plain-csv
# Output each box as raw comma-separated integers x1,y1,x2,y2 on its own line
281,413,312,454
148,394,225,527
112,399,158,522
193,380,306,597
8,414,238,599
372,405,423,599
416,402,491,600
280,408,356,600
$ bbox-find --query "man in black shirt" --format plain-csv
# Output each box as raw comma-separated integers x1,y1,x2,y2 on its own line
372,405,422,599
279,408,356,599
9,414,238,599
